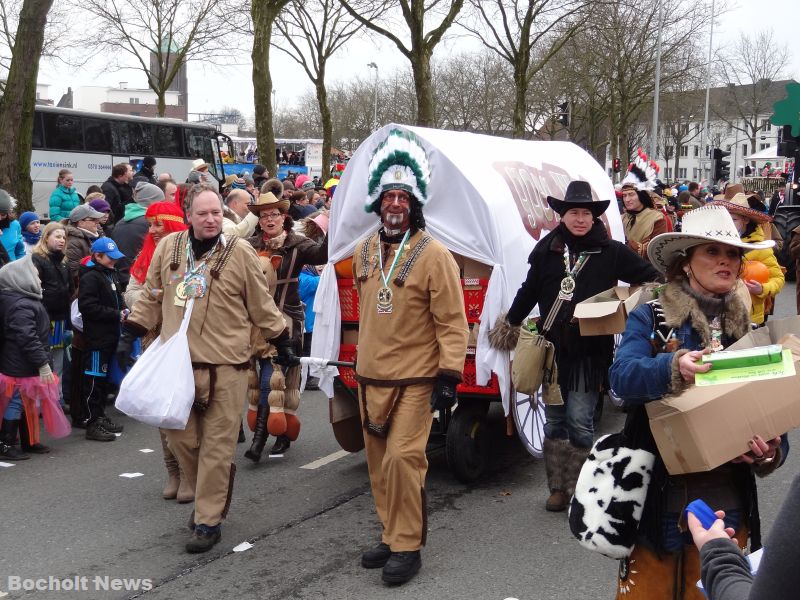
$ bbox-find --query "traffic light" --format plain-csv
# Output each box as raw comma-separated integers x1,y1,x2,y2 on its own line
557,101,569,127
712,147,731,181
778,125,799,157
613,158,621,173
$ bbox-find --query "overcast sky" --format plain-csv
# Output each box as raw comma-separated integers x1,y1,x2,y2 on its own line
37,0,800,122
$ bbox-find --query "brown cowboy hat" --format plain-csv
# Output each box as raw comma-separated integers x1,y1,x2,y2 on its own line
715,192,772,224
723,183,744,200
248,191,289,215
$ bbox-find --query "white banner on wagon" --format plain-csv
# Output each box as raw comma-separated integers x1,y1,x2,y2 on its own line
311,123,623,414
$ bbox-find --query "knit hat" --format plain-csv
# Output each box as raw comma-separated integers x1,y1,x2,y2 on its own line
143,156,157,169
295,174,310,190
18,211,40,231
88,199,112,213
230,177,247,190
0,189,16,213
301,180,315,191
134,182,165,207
252,164,268,177
69,204,104,223
365,129,430,213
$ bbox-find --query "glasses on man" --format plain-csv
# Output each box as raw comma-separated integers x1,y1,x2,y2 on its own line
259,212,283,221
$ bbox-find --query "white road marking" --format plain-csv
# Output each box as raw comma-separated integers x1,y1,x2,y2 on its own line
233,541,253,552
0,462,15,468
119,472,144,478
139,448,154,453
300,449,351,470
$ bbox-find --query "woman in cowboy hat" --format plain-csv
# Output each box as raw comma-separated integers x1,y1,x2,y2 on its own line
490,180,661,512
609,205,786,599
244,191,327,462
716,193,785,326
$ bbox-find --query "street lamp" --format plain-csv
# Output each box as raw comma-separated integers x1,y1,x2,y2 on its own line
367,62,378,132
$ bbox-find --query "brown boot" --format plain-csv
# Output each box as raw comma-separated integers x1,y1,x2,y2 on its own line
176,467,195,504
543,437,569,512
563,442,591,499
161,430,180,500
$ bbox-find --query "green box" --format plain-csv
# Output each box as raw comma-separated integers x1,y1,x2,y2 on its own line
699,344,784,370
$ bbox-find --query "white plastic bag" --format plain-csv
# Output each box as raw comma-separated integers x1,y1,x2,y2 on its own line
70,299,83,332
115,300,195,429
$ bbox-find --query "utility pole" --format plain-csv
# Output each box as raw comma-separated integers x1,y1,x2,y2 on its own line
367,62,379,132
699,0,716,184
650,0,664,159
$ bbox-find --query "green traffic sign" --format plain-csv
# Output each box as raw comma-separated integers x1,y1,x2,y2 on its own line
771,81,800,137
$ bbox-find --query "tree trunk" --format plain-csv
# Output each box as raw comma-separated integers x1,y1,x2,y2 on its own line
157,90,166,118
0,0,54,213
410,46,434,127
252,0,288,178
316,74,332,181
512,63,527,139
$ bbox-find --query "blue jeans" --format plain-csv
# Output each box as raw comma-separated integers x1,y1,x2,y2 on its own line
3,389,23,421
258,359,274,408
543,387,598,449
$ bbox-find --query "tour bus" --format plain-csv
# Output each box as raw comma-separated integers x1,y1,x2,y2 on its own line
220,136,324,181
31,105,225,217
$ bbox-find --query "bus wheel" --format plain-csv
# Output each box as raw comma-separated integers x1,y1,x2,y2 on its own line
445,404,488,484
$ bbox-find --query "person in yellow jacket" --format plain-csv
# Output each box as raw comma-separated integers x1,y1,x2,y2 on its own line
718,193,784,325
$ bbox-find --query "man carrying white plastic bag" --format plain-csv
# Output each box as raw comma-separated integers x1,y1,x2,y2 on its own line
115,183,294,554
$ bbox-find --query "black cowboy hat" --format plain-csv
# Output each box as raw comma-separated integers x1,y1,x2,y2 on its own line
547,180,610,218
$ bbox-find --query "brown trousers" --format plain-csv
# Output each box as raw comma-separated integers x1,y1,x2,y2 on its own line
360,382,434,552
165,364,248,527
615,528,748,600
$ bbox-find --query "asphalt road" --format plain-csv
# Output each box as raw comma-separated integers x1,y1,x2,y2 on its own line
1,284,798,600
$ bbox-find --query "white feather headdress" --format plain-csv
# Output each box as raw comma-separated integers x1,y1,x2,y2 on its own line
365,129,431,212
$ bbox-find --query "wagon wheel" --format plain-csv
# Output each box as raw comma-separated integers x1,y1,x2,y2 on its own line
511,390,545,459
445,404,489,484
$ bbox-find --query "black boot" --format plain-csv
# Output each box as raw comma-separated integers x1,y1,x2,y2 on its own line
0,419,30,461
361,542,391,568
186,524,221,553
382,551,421,584
244,404,269,462
269,434,290,455
19,413,50,454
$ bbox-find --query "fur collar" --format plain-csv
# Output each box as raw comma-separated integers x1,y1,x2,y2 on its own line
658,281,750,346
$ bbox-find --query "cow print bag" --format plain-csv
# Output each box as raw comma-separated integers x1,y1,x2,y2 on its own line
567,429,655,559
567,301,672,559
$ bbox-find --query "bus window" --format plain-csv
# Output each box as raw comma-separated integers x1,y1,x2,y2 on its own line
84,118,113,153
42,112,83,151
112,121,154,155
154,124,182,157
184,128,206,160
32,112,43,149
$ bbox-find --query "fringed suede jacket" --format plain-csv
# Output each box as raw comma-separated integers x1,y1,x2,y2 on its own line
610,280,788,553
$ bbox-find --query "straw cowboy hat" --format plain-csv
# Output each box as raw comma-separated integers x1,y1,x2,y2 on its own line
546,180,610,217
715,193,772,224
247,191,289,215
647,205,774,273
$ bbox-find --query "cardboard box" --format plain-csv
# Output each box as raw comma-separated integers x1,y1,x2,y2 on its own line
450,252,493,280
646,316,800,475
574,286,642,336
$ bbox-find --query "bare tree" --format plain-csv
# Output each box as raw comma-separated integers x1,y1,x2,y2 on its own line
252,0,291,177
0,0,53,210
461,0,587,138
434,50,513,134
274,0,363,179
658,85,704,180
81,0,238,117
338,0,465,127
714,29,792,154
0,0,91,91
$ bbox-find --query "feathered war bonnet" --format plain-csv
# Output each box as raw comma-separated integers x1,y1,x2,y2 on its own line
365,129,431,215
620,148,659,209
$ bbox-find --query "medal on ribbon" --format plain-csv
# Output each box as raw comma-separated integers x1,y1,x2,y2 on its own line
375,230,410,314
